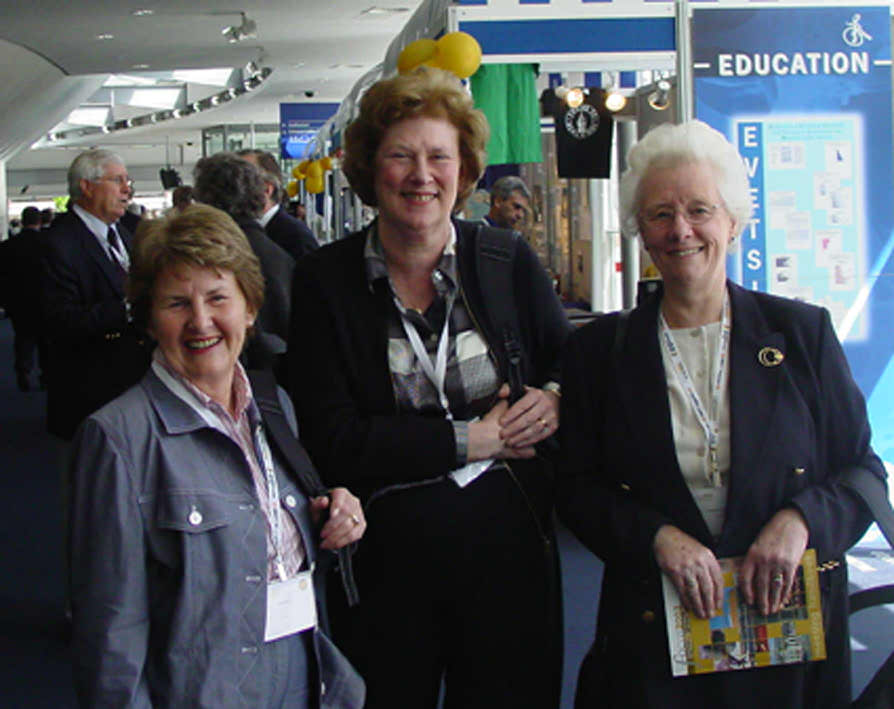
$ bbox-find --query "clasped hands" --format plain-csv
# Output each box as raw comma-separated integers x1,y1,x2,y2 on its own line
653,508,809,619
467,383,560,462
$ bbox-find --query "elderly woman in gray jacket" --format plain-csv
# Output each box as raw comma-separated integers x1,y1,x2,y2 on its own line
68,204,365,708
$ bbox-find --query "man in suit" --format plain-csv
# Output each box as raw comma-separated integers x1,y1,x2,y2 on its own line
237,149,319,261
484,175,531,230
5,206,47,390
41,149,152,439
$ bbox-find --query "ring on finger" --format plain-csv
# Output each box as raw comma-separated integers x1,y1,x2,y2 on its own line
350,514,362,526
685,574,698,588
771,572,784,586
538,417,549,430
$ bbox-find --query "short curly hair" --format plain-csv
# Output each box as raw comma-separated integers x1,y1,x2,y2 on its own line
127,204,264,335
343,66,489,212
193,152,266,221
619,120,752,241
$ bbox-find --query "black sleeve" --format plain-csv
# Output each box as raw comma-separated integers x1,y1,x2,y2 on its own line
287,254,457,491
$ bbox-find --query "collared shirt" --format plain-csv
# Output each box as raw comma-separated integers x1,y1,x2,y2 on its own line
258,203,279,229
72,203,130,270
364,224,500,465
661,320,731,537
151,349,306,579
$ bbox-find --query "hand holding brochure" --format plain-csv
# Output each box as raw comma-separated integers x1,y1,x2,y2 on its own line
662,548,826,677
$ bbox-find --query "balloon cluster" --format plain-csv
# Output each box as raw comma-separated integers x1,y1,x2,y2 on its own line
287,155,334,196
397,31,482,80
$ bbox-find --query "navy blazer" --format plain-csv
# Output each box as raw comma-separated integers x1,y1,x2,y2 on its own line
558,281,886,709
41,210,152,438
265,207,318,262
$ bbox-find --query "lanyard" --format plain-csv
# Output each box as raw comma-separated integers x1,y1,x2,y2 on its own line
659,290,731,488
254,423,289,581
395,290,456,420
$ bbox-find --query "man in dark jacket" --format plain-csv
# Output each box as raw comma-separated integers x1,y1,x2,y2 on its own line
5,206,46,390
41,149,152,438
193,152,295,369
237,149,319,261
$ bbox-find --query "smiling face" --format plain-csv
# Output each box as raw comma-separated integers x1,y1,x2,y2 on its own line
79,160,132,225
373,115,462,240
638,161,737,298
149,263,255,409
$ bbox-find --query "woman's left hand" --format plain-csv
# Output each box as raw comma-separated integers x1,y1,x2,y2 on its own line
312,487,367,551
499,386,560,449
738,508,810,616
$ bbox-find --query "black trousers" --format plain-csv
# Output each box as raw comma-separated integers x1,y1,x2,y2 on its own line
12,317,45,378
333,467,562,709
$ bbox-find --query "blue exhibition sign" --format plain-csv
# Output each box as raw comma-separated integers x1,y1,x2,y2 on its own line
279,103,339,160
693,5,894,462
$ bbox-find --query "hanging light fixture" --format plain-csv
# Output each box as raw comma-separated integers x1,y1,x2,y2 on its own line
222,12,257,43
565,87,585,108
648,80,672,111
604,90,627,112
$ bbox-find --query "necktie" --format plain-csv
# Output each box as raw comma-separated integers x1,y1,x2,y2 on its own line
106,226,126,274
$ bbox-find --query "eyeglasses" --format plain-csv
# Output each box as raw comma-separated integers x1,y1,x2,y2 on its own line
93,175,134,190
641,202,719,228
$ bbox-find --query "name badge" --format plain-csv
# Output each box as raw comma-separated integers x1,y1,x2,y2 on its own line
264,569,317,642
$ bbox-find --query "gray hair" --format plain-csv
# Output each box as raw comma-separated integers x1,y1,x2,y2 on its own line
237,149,283,204
490,175,531,206
193,152,266,221
68,149,125,201
619,120,752,240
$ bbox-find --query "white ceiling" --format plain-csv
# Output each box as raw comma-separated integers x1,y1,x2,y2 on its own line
1,1,423,180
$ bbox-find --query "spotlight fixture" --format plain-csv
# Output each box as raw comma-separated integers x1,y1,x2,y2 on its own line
222,12,257,43
604,91,627,112
648,80,671,111
565,87,585,109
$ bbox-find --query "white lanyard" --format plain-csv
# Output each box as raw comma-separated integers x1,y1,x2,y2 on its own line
659,290,731,488
254,423,289,580
395,290,456,420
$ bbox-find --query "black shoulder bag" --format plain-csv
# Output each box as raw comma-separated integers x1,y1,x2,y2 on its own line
250,369,359,607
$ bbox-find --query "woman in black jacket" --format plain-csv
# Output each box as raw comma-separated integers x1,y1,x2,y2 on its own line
287,67,571,708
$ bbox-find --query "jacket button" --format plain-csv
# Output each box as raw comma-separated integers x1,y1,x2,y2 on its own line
188,509,203,526
321,681,326,696
620,483,631,492
284,495,297,508
793,467,806,475
642,610,655,623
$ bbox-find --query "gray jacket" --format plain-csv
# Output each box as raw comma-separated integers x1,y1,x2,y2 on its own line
69,369,365,708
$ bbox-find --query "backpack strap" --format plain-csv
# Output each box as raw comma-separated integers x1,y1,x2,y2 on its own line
474,224,526,403
840,466,894,550
249,369,359,606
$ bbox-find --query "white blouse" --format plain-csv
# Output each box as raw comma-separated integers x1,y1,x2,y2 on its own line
661,321,731,537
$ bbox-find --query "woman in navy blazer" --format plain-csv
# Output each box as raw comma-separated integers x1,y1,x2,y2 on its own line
558,121,886,709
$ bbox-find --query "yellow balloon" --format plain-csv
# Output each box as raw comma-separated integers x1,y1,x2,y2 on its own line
297,159,311,173
286,181,300,198
434,32,482,80
305,161,323,179
320,156,332,171
398,38,437,74
306,175,324,194
291,165,306,179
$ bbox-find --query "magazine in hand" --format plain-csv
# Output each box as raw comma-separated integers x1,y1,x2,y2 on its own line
662,548,826,677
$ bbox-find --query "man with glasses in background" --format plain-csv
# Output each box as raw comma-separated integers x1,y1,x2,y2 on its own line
41,149,152,440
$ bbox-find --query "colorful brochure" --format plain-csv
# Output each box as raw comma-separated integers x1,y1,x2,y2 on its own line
662,548,826,676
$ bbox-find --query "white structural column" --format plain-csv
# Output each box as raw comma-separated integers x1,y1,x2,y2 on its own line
0,161,7,238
